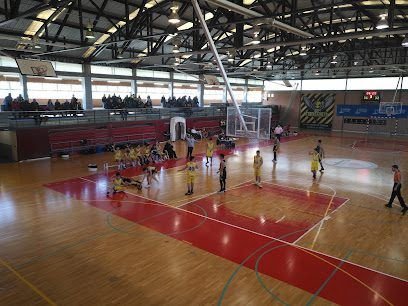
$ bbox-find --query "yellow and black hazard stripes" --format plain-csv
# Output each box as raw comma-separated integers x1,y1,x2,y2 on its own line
300,93,336,129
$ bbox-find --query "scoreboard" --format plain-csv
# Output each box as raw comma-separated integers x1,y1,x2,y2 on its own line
362,91,381,103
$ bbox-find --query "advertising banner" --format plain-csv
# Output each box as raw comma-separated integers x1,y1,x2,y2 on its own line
300,93,336,129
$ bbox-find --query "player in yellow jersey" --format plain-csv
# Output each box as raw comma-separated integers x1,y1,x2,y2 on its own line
253,150,263,187
129,146,138,167
107,172,125,196
179,156,198,195
135,145,142,165
114,147,125,170
310,148,319,180
205,138,215,167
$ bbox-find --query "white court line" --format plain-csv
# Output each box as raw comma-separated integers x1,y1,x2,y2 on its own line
293,198,351,245
275,216,285,223
78,177,407,283
262,181,349,199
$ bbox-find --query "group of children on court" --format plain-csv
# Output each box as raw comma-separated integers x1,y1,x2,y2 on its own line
107,137,224,196
106,135,407,215
113,142,170,170
252,137,324,188
107,134,325,196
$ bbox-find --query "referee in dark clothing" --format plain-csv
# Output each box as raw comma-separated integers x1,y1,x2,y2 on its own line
385,165,407,215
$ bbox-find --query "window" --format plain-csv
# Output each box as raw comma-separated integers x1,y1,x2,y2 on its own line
136,69,170,79
0,56,18,68
54,61,82,73
173,73,198,81
228,86,245,103
248,79,263,86
26,77,83,104
204,85,224,104
247,87,263,102
346,77,403,90
137,81,169,105
302,79,346,91
0,74,21,100
173,83,199,99
91,79,132,102
265,80,300,91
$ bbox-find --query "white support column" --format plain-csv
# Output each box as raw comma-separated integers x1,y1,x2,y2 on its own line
169,72,174,98
82,63,93,110
191,0,247,133
20,75,28,100
131,68,137,96
222,85,227,103
243,79,248,103
198,82,204,107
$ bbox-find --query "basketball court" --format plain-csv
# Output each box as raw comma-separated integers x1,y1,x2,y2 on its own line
0,132,407,305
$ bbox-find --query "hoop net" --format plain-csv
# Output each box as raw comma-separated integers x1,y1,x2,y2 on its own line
379,102,402,117
226,107,271,139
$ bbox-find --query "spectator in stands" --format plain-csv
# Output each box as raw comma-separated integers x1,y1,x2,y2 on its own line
193,96,199,107
16,94,24,103
145,96,152,108
102,94,107,108
55,99,61,110
11,99,21,111
47,99,55,111
63,99,70,110
2,93,12,111
161,96,166,107
31,99,39,111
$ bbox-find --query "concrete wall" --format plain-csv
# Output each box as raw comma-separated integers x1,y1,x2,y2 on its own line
0,130,17,161
265,90,408,134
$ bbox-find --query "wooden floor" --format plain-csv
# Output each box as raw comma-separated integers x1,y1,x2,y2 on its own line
0,132,407,305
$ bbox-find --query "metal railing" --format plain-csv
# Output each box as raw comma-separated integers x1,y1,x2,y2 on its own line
0,106,227,129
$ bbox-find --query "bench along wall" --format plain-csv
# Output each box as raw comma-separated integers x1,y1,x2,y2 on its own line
6,116,225,161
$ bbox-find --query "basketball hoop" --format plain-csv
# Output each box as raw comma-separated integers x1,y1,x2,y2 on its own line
379,102,402,117
385,107,394,117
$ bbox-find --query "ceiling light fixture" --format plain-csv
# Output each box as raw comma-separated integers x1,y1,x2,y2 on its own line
227,52,234,63
172,38,181,53
85,19,95,39
168,2,180,24
117,47,124,59
299,45,308,56
330,55,338,64
376,15,389,30
253,33,260,45
252,25,261,45
402,35,408,47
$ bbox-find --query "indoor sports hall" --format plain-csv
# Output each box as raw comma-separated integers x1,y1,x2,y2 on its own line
0,1,407,305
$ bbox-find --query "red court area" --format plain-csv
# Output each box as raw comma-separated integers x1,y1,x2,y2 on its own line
45,174,407,306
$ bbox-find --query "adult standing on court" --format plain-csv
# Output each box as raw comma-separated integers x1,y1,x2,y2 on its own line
186,134,197,159
217,154,227,192
385,165,407,215
274,124,284,141
272,136,280,163
316,139,325,172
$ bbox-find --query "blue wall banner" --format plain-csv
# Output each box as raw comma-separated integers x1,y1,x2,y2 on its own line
336,105,408,118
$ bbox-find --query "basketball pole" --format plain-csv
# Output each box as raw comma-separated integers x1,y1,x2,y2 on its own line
191,0,248,133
